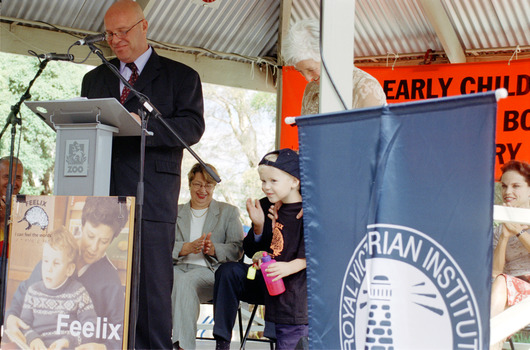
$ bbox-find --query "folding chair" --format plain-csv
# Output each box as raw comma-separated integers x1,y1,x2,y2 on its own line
196,301,275,349
238,303,275,350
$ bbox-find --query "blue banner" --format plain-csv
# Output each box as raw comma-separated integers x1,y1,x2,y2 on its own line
297,92,498,349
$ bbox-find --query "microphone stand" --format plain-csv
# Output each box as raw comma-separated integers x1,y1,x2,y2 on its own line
87,44,219,348
0,59,49,323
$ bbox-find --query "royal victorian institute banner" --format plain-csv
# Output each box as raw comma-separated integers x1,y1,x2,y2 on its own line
297,91,498,349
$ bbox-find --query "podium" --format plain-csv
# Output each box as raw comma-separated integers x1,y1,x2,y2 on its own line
25,98,141,196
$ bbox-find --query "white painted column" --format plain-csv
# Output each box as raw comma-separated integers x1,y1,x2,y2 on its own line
320,0,356,114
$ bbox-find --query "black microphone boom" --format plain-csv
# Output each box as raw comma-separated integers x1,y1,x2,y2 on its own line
37,53,74,61
75,33,107,46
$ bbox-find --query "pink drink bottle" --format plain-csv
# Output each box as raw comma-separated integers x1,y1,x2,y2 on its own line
261,252,285,296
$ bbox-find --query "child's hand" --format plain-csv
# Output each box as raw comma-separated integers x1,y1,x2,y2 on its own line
29,338,47,350
5,315,29,346
251,251,266,267
296,208,303,219
263,261,289,281
267,202,303,226
48,338,69,350
264,259,307,281
246,199,265,234
267,202,281,229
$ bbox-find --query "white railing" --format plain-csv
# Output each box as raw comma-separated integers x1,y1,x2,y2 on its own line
490,205,530,346
493,205,530,225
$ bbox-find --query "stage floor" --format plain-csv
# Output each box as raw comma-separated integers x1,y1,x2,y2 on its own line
196,338,273,349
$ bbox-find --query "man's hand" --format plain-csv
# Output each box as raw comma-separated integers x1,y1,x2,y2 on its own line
130,112,141,124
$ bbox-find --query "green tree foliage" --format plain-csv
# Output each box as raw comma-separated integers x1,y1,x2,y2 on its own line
0,52,277,223
0,52,90,195
180,84,276,225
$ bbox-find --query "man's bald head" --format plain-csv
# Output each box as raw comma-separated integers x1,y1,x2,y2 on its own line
104,0,149,63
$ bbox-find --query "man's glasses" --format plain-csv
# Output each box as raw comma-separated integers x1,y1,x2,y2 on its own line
191,182,215,190
105,19,143,41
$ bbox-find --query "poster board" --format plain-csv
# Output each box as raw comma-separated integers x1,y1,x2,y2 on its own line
280,58,530,180
2,195,135,350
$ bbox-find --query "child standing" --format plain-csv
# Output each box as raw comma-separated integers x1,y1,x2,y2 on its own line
17,227,97,349
246,148,308,349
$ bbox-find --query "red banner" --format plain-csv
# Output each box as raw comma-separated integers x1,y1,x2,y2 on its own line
280,59,530,179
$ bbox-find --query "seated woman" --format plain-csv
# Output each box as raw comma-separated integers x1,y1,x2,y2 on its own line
171,163,244,350
491,159,530,319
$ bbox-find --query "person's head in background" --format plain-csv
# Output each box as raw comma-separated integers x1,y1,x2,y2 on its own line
42,227,78,289
79,197,130,266
282,18,321,83
187,163,219,210
500,160,530,208
104,0,149,63
0,156,23,197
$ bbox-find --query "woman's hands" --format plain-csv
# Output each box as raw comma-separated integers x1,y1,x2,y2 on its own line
181,232,215,256
493,203,530,276
181,234,206,256
501,202,530,239
203,232,215,256
502,221,529,238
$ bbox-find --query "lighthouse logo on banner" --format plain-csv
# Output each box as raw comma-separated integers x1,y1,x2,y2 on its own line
340,224,481,350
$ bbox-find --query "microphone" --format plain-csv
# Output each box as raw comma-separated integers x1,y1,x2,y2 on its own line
75,33,106,46
37,53,74,61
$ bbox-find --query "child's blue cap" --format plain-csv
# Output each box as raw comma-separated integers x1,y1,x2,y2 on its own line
259,148,300,180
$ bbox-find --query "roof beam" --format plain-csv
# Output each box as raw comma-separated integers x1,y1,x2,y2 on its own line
418,0,466,63
320,0,355,113
277,0,293,65
0,21,276,92
0,21,113,65
275,0,293,148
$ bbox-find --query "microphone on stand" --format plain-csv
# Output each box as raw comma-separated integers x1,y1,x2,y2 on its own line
74,33,107,46
37,53,75,61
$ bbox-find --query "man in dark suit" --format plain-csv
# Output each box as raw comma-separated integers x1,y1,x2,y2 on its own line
81,1,204,348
